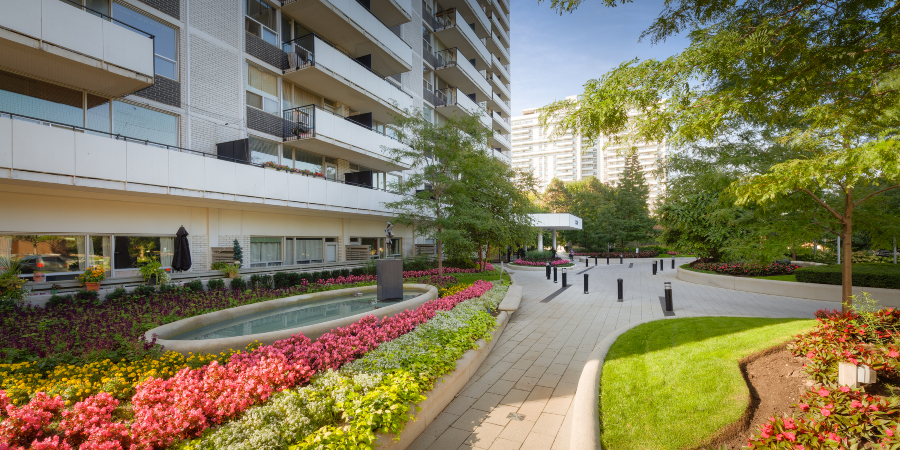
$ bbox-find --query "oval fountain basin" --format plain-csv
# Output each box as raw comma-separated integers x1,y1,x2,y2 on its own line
145,284,437,355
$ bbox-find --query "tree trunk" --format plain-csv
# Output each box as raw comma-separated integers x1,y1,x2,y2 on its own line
841,190,854,312
437,238,443,277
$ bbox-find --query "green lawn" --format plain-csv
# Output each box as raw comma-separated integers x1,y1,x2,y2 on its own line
752,274,798,282
449,269,511,287
600,317,815,450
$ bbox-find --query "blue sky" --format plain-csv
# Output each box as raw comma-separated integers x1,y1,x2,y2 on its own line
509,0,690,115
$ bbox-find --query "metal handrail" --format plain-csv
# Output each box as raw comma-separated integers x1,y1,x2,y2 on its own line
422,1,440,29
283,33,412,99
1,110,406,194
284,104,402,143
434,48,490,87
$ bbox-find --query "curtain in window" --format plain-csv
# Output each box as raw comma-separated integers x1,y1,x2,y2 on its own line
160,237,175,268
251,238,282,263
248,64,278,97
296,239,322,262
76,238,87,271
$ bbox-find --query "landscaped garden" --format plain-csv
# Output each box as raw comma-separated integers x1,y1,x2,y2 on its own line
508,250,574,267
682,260,900,289
0,262,511,449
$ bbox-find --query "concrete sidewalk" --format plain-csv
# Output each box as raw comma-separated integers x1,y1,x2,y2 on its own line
407,257,826,450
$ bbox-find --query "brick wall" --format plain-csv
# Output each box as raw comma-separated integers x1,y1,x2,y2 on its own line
219,235,250,265
136,0,180,20
247,106,284,138
245,32,286,69
190,233,209,271
190,0,240,48
134,75,181,107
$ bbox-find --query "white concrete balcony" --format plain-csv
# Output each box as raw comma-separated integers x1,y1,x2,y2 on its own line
0,114,405,217
492,54,511,84
487,13,510,48
434,9,491,70
282,0,413,75
486,34,509,66
488,92,511,116
372,0,412,28
490,132,511,151
283,105,410,173
490,148,511,164
0,0,154,97
487,73,511,100
283,34,412,124
434,0,491,38
494,0,509,16
492,112,511,134
434,87,491,129
433,48,491,102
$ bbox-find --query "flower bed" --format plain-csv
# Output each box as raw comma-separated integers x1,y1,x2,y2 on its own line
0,281,502,449
510,259,572,267
745,295,900,448
689,261,800,276
575,251,660,258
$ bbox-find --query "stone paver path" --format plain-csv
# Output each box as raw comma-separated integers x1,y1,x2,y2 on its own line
407,257,829,450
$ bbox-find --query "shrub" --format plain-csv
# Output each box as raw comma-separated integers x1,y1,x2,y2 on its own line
523,250,554,262
230,277,247,290
794,264,900,289
272,272,289,289
46,294,73,308
184,280,204,292
402,255,436,271
211,261,229,271
105,287,128,301
340,268,350,277
351,267,364,276
157,283,178,294
311,271,322,282
321,270,334,280
445,257,477,269
287,272,303,286
131,285,157,297
249,274,273,290
689,261,799,276
206,279,226,290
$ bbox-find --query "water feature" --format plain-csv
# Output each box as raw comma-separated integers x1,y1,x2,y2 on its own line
169,290,421,340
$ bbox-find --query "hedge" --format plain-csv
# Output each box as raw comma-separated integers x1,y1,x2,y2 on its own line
794,264,900,289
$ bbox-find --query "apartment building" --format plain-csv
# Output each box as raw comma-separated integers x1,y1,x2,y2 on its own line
511,97,665,206
0,0,511,283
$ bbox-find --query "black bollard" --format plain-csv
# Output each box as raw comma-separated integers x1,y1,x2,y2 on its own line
585,258,588,267
652,261,657,275
584,274,589,294
660,258,664,271
672,256,675,269
553,266,558,283
562,268,567,287
606,256,610,265
620,255,623,264
664,281,673,311
594,256,598,266
617,278,623,302
546,262,551,280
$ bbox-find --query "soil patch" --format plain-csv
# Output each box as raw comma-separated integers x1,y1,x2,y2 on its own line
701,346,810,449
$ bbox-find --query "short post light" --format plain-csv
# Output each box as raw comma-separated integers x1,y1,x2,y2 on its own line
652,261,657,275
562,267,567,287
671,256,675,269
606,256,610,265
546,262,551,280
664,281,673,312
585,258,588,267
660,258,664,271
584,274,589,294
553,266,558,284
617,278,623,302
594,256,598,266
619,255,623,264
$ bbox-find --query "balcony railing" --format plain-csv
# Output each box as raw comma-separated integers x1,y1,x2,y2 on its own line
283,33,411,98
60,0,155,40
422,1,440,29
423,40,439,67
283,104,402,144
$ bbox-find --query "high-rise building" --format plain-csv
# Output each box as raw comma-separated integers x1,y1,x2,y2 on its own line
0,0,510,282
511,96,665,206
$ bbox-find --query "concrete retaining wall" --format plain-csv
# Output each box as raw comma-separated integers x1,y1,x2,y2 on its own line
676,267,900,307
145,284,437,355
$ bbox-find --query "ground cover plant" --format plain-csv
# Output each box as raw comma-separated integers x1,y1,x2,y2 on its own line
599,317,815,449
510,259,573,267
744,294,900,448
0,281,504,449
688,261,801,277
795,264,900,290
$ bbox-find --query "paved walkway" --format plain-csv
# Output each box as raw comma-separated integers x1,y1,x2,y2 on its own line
407,257,829,450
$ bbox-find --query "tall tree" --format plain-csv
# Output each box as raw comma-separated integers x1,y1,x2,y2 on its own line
608,154,657,248
543,178,571,213
539,0,900,308
383,111,494,276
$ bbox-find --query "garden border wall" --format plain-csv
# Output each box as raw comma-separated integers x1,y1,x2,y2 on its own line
676,266,900,307
374,286,520,449
145,284,438,355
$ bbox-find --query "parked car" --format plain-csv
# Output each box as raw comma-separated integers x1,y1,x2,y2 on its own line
17,255,71,274
876,250,896,257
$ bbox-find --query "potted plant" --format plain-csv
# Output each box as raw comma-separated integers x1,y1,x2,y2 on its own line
138,260,166,285
222,263,241,279
77,266,106,291
0,256,27,306
50,284,61,295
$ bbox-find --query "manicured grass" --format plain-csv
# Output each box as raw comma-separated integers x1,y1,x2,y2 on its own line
600,317,816,450
752,274,798,282
450,268,511,287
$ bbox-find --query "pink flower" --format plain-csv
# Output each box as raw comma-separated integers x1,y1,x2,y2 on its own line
839,386,850,393
798,403,809,411
783,417,797,430
820,408,831,417
784,432,796,442
817,387,830,397
889,349,899,358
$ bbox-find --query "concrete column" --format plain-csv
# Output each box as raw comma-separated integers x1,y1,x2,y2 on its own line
552,230,557,253
537,232,543,251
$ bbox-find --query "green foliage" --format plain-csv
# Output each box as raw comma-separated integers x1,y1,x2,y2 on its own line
794,264,900,290
105,287,129,301
444,256,476,270
230,277,247,291
132,285,157,297
232,239,243,265
0,256,27,307
206,279,225,291
249,274,273,290
210,262,228,271
184,280,204,292
402,254,436,272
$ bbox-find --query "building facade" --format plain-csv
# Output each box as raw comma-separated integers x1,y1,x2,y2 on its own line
0,0,511,282
511,96,665,206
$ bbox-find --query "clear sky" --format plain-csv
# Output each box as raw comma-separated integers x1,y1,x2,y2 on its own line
509,0,690,115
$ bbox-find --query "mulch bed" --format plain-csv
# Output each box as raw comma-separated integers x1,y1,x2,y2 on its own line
702,346,812,449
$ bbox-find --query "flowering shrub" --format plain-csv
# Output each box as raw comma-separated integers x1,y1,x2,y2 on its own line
575,251,660,258
0,281,496,449
511,259,572,267
76,267,106,284
689,261,800,276
262,161,323,177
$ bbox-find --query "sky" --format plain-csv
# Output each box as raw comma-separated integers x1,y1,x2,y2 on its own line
509,0,690,116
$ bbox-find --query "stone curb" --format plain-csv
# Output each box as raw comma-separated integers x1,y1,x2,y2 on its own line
676,266,900,307
507,264,549,271
498,285,522,311
375,310,512,449
145,284,438,355
570,318,662,450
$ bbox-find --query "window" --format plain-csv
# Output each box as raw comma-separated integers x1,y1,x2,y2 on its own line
0,235,112,281
281,14,311,45
113,101,179,146
113,236,173,269
112,3,178,80
246,0,277,46
64,0,111,16
387,173,402,193
0,70,83,127
250,237,282,267
281,147,323,173
287,238,323,264
247,64,280,115
249,136,279,165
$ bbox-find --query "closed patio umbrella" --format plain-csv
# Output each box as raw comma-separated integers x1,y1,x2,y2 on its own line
172,226,192,272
